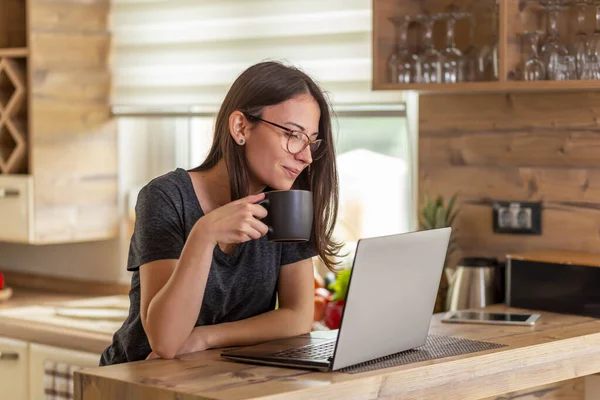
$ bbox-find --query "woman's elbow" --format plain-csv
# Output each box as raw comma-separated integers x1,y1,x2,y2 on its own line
148,335,179,359
299,322,312,335
296,309,313,335
152,345,177,360
145,324,180,359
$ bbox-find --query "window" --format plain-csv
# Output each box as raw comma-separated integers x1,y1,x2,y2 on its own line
331,106,412,270
115,103,414,276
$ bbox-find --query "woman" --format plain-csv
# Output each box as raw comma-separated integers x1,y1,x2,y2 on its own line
100,61,342,365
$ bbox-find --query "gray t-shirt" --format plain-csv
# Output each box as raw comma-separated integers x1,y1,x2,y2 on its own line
100,168,316,365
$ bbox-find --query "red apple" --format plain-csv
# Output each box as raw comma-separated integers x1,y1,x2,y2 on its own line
0,272,4,290
324,299,345,329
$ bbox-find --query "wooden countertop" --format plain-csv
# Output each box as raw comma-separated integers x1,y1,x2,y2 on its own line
75,305,600,400
0,287,114,354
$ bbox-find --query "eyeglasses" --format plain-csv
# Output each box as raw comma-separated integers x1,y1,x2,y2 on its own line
248,115,325,160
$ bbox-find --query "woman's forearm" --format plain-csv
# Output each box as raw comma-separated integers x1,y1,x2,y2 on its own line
198,306,313,350
145,223,215,359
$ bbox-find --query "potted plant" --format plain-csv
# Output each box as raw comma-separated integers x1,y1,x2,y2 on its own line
419,192,460,313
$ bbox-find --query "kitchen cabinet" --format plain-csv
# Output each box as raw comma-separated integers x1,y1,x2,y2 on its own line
0,335,101,400
0,0,117,244
29,343,100,400
0,336,29,400
373,0,600,93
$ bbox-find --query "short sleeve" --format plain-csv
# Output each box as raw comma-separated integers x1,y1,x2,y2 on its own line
127,184,185,271
280,241,318,266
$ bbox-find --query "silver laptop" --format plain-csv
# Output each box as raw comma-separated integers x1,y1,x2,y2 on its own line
220,227,451,372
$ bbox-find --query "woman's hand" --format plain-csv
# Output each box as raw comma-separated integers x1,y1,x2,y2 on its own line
146,326,210,360
195,193,269,245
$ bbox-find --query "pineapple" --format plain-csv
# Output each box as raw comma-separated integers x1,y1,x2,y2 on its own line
419,193,460,313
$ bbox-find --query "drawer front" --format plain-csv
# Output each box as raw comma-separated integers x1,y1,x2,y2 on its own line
0,336,29,400
0,175,33,243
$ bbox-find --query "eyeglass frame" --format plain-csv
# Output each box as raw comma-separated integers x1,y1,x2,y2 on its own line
243,114,325,160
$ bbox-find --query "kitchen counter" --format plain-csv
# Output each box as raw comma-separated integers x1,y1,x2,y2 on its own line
0,287,91,309
75,305,600,400
0,287,118,354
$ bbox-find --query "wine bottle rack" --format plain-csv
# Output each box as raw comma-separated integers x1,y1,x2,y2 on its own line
0,56,27,174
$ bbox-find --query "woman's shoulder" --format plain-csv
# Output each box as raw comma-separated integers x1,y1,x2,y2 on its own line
142,168,192,197
135,168,196,210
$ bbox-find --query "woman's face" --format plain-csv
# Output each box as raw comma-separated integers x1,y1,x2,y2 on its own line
243,93,321,192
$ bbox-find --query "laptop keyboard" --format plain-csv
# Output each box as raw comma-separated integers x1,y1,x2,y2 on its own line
270,340,336,361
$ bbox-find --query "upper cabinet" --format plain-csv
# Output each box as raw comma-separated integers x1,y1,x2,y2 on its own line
0,0,117,244
373,0,600,93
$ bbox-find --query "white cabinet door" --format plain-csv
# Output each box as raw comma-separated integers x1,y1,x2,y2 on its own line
0,336,29,400
29,343,100,400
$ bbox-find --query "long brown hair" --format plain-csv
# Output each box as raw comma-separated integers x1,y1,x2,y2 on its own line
192,61,343,271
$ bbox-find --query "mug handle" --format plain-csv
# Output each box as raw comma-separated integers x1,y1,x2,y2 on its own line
257,198,270,208
257,198,274,234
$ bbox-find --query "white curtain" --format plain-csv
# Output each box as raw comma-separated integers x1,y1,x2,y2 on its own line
109,0,405,107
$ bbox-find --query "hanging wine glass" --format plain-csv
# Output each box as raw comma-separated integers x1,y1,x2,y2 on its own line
414,14,443,84
589,1,600,57
470,0,499,81
581,55,600,78
522,31,546,80
439,6,470,83
539,0,570,80
572,0,591,78
555,55,577,79
490,0,500,80
387,16,420,84
462,11,480,82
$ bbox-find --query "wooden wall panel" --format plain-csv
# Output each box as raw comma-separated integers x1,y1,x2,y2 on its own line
420,92,600,133
28,0,116,243
420,167,600,203
420,131,600,168
31,99,112,140
419,92,600,262
29,1,109,32
454,203,600,260
32,70,110,103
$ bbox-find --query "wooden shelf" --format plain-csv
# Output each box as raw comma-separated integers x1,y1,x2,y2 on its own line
374,79,600,93
0,48,28,58
373,0,600,93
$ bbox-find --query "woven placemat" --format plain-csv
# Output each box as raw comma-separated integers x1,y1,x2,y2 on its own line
339,335,506,374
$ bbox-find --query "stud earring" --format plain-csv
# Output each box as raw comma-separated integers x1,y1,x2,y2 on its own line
239,139,244,144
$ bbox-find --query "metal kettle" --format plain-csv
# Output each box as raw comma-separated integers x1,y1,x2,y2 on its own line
446,257,502,311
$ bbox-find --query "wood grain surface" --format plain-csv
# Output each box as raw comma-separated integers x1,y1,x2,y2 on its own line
419,92,600,262
75,305,600,400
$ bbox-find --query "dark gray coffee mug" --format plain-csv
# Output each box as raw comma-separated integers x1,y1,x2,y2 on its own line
258,190,313,242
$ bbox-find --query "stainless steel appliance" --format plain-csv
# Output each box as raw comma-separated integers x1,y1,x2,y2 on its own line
446,257,501,311
506,251,600,318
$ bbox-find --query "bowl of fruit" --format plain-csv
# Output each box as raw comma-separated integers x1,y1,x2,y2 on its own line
0,272,12,302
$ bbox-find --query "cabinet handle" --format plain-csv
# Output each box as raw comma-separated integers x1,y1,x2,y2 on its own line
0,352,19,360
0,188,20,198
